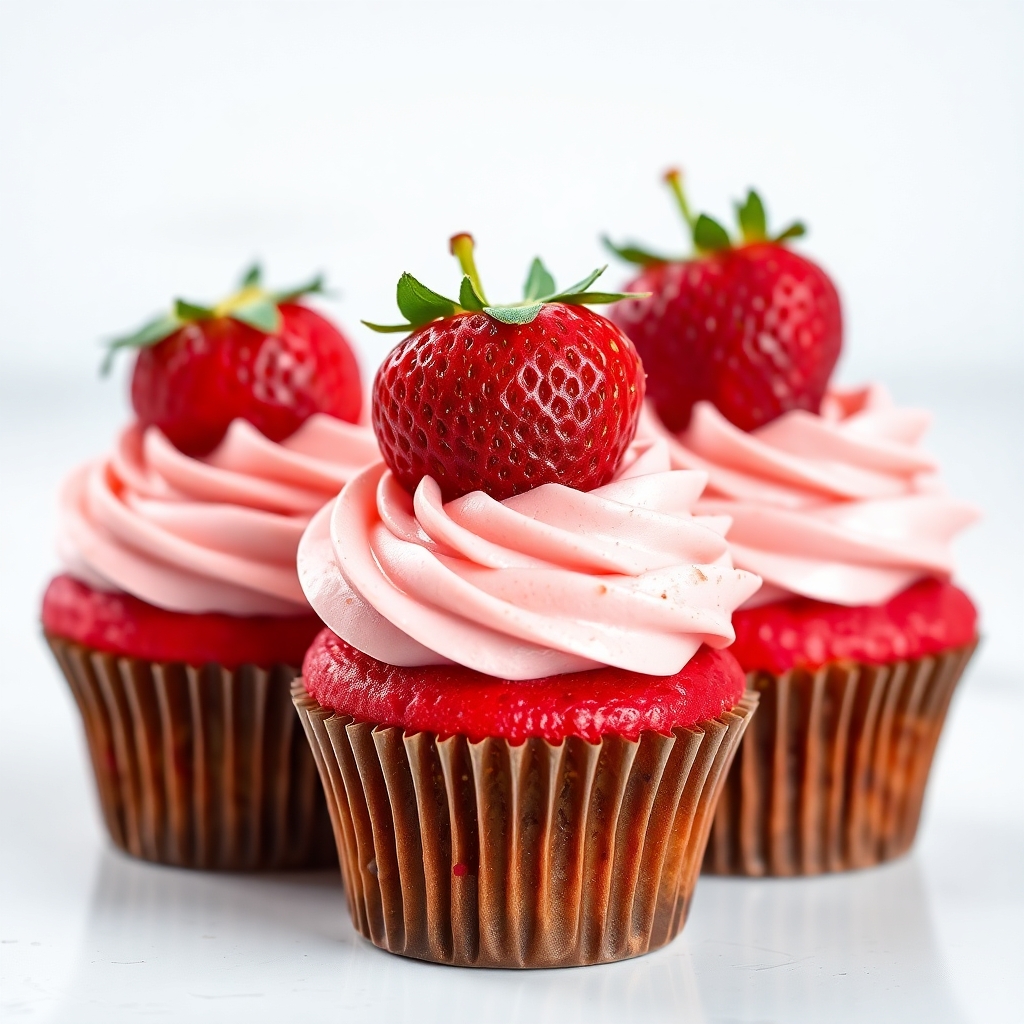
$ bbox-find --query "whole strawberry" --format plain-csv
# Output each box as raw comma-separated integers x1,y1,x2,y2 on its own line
606,170,842,433
365,234,645,502
105,265,362,455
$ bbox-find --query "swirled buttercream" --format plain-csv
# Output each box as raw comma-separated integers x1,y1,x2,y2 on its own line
58,415,380,616
639,385,979,607
297,439,762,679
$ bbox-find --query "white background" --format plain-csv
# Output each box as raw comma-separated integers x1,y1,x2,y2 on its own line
2,0,1022,383
1,2,1022,1022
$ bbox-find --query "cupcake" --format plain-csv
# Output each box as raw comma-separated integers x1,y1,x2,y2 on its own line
608,173,980,875
43,266,380,870
291,236,763,967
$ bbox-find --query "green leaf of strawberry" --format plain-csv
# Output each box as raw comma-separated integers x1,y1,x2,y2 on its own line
604,167,811,261
365,236,647,333
361,321,420,334
100,313,181,374
239,263,262,288
365,273,461,334
396,273,458,326
174,300,214,321
523,258,556,301
600,237,674,268
774,221,807,242
693,214,731,253
553,291,637,305
548,266,604,299
484,302,545,325
103,264,329,373
459,276,486,311
482,262,639,326
230,296,282,333
736,190,767,243
271,273,327,304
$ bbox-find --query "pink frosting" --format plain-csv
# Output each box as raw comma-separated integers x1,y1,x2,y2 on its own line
58,415,380,616
640,385,979,607
297,439,763,679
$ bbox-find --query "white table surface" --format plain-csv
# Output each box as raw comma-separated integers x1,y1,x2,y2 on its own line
2,369,1022,1024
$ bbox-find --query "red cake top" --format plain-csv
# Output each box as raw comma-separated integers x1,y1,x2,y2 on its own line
730,578,977,674
302,628,746,744
42,574,321,669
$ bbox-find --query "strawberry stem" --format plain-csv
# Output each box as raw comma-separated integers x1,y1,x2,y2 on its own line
449,233,488,306
101,264,324,374
663,168,697,238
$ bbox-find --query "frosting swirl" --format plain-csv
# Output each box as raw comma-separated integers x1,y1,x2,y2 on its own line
297,439,762,679
640,385,979,607
59,414,380,616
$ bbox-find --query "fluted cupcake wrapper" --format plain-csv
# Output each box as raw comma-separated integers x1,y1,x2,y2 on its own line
704,641,978,877
47,635,336,870
292,679,757,968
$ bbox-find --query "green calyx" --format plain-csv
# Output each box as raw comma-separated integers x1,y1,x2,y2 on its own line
603,167,807,267
100,263,328,374
362,234,645,335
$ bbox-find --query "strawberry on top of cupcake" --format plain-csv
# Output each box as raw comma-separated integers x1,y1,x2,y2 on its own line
106,263,362,456
606,168,842,434
45,265,380,667
606,172,979,673
299,234,763,738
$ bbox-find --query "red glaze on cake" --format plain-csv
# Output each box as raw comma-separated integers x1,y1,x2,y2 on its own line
731,578,977,674
43,574,321,668
303,628,746,744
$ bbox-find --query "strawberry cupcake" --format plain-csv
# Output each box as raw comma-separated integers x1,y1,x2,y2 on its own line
291,237,763,967
43,266,380,870
609,173,980,875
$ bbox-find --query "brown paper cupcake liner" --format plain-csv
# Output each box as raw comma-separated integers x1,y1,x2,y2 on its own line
47,635,336,870
703,640,977,877
292,680,757,968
